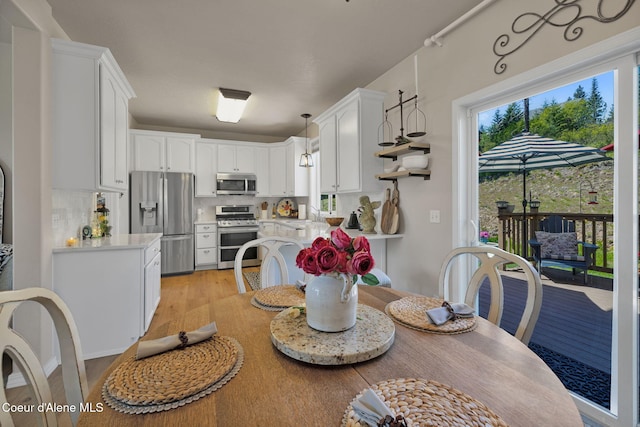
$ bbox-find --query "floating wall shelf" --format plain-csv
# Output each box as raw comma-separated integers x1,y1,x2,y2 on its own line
375,169,431,181
374,142,430,161
374,142,431,182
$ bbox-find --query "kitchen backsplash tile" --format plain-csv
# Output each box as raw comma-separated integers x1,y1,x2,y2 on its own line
194,196,309,220
52,190,121,246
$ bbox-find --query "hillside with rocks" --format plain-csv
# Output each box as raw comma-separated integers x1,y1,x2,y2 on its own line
478,160,614,237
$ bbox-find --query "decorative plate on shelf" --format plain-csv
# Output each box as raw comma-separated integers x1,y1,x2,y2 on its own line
276,198,296,217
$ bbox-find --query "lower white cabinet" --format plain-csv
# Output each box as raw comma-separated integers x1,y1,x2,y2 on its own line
195,223,217,269
144,251,162,332
53,235,161,359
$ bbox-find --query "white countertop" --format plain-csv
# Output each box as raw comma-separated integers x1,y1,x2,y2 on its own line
194,216,217,224
259,223,402,245
53,233,162,253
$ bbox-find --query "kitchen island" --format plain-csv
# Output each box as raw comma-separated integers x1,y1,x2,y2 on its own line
53,233,162,359
258,222,401,283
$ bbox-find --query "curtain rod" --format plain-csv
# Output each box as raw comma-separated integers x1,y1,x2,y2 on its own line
424,0,498,47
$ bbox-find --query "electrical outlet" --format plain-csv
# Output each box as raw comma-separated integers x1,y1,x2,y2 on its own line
429,210,440,223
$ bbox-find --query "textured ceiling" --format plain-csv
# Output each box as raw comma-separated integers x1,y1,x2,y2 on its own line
47,0,482,139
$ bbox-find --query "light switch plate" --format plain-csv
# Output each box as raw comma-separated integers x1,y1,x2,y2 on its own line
429,210,440,223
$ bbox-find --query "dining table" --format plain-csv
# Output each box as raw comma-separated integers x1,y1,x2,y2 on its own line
78,285,583,426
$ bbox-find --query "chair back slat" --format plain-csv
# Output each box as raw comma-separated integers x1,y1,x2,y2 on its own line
234,237,305,293
0,288,88,426
438,246,543,345
540,215,575,233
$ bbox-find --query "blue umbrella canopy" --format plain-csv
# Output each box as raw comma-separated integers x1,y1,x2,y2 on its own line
478,132,608,255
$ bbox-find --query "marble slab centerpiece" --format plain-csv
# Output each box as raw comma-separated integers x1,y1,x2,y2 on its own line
270,304,395,365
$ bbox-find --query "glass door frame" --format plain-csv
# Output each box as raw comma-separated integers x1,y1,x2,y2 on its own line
452,29,639,426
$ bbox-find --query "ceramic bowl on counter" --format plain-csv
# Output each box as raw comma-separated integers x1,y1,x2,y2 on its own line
401,154,429,169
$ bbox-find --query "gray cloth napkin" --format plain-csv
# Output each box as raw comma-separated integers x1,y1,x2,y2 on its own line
426,303,475,326
135,321,218,360
352,388,395,427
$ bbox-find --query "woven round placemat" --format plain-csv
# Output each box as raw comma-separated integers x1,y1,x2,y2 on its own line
385,296,476,334
342,378,509,427
102,336,243,414
252,285,305,310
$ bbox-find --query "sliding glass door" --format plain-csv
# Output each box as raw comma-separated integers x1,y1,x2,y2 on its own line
477,71,616,411
455,46,639,426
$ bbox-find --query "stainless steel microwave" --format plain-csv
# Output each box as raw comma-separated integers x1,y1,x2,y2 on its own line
216,173,257,195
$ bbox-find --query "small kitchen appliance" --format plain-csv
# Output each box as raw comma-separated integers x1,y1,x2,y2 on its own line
216,172,257,195
347,211,360,230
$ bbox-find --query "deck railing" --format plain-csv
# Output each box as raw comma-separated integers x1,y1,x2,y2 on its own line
496,211,614,274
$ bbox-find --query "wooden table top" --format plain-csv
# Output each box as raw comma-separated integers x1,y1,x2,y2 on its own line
79,286,582,426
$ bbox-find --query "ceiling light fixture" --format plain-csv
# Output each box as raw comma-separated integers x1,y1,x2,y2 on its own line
299,113,313,167
216,88,251,123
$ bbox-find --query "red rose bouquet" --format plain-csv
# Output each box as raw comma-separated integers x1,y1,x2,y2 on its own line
295,228,380,286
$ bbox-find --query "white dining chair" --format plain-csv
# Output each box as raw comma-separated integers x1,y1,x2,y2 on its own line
234,237,305,293
438,245,543,345
0,287,88,426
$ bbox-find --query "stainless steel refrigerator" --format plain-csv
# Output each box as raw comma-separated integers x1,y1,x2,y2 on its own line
130,171,194,276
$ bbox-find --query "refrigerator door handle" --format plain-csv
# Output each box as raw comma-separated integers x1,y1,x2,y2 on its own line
162,175,169,231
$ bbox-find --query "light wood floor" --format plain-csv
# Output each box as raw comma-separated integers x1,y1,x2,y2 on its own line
4,267,251,427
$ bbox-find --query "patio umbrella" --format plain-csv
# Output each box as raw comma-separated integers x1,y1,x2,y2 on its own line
478,131,609,253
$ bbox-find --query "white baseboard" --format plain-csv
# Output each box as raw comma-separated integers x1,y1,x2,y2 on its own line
5,355,59,389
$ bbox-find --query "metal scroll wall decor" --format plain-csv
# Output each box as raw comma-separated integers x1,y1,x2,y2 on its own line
493,0,636,75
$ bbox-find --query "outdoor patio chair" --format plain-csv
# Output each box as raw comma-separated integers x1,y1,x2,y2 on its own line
0,287,88,426
528,215,598,284
438,246,543,345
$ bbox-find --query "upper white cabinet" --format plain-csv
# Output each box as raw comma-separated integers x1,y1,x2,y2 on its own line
195,139,218,197
218,144,256,173
130,130,197,173
52,39,135,192
254,146,270,196
269,137,309,197
253,138,308,197
269,145,288,196
313,88,385,194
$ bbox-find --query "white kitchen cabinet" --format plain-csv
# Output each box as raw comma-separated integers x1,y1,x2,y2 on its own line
53,234,161,359
217,144,256,173
130,130,198,173
144,249,162,331
269,145,288,196
313,88,385,194
254,146,270,196
267,137,309,197
195,140,218,197
52,38,135,192
195,223,217,269
288,137,310,197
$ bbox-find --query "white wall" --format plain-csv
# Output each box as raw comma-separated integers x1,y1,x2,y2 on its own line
2,0,68,377
364,1,640,296
0,39,12,244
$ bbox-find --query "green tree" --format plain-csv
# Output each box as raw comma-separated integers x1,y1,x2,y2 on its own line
587,78,607,123
530,100,567,138
573,85,586,99
479,103,524,151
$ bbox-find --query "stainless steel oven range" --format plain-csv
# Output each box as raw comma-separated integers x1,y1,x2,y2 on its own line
216,205,260,269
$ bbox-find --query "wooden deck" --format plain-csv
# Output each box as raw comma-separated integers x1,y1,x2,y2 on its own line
479,267,614,407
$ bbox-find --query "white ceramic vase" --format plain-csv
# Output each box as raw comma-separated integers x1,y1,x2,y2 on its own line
305,273,358,332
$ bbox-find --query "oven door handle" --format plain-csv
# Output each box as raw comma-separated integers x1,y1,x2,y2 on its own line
217,228,260,234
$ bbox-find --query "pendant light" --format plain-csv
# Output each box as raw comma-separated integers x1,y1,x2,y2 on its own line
299,113,314,167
